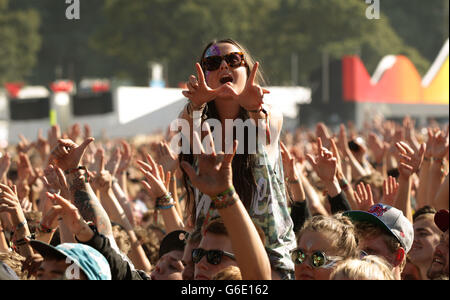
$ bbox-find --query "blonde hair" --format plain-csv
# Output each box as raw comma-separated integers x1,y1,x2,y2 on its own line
0,251,29,280
212,266,242,280
297,214,359,259
330,255,395,280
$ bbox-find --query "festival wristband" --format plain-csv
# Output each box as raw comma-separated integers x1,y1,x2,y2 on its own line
211,186,237,210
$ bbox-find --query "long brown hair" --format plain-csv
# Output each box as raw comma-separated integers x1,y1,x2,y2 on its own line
181,38,266,226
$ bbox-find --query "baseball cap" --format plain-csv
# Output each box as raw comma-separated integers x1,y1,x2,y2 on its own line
159,230,188,259
30,241,111,280
344,204,414,253
434,210,449,233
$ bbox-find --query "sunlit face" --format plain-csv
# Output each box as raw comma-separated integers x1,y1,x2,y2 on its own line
194,232,237,280
427,230,449,279
358,234,397,267
36,259,87,280
182,240,199,280
203,43,248,95
150,250,184,280
295,230,342,280
409,215,441,266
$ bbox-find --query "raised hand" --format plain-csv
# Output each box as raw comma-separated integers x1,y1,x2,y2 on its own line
137,153,170,199
157,141,179,174
47,125,61,150
42,165,70,198
354,182,374,212
17,134,33,154
35,129,50,162
46,193,86,237
0,184,25,226
182,63,237,108
368,133,388,164
105,146,121,178
236,62,270,112
395,142,425,177
49,137,95,171
181,129,237,197
280,142,298,180
116,140,132,175
306,138,338,184
383,176,399,206
0,152,11,183
91,149,113,193
431,130,449,159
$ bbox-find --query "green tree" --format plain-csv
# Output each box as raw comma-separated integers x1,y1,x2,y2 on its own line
0,0,41,84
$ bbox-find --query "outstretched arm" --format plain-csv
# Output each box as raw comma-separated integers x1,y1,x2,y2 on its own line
49,138,114,240
181,129,271,280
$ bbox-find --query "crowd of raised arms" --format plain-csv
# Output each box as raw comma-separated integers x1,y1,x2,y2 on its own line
0,39,448,281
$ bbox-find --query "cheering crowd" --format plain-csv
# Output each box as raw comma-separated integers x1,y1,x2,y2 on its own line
0,39,449,281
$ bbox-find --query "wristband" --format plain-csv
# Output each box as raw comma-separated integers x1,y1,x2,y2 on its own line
156,192,173,207
339,178,349,190
156,204,175,211
65,166,90,183
39,222,56,234
14,234,35,247
211,186,237,210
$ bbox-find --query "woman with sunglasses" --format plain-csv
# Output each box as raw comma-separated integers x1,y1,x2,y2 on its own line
293,214,359,280
179,39,296,280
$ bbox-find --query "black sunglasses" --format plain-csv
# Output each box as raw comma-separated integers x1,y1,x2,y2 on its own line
202,52,246,72
291,248,342,269
192,248,236,265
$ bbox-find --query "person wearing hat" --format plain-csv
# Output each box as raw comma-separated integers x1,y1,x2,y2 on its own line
45,192,150,280
427,209,449,280
30,240,111,280
150,229,187,280
344,203,414,280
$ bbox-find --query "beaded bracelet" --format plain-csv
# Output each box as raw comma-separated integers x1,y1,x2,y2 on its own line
156,192,173,207
156,203,175,211
211,186,237,210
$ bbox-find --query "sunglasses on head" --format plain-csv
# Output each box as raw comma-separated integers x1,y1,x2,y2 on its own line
192,248,236,265
291,248,342,269
202,52,246,72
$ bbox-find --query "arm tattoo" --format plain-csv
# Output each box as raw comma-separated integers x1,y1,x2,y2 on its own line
70,175,112,237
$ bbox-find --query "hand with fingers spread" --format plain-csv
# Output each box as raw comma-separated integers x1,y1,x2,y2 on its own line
383,176,399,207
181,130,237,197
46,193,93,240
182,63,237,110
157,141,179,174
395,142,425,178
431,130,449,160
236,62,270,112
49,137,95,171
42,165,70,198
0,183,26,227
354,183,375,212
137,153,171,200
